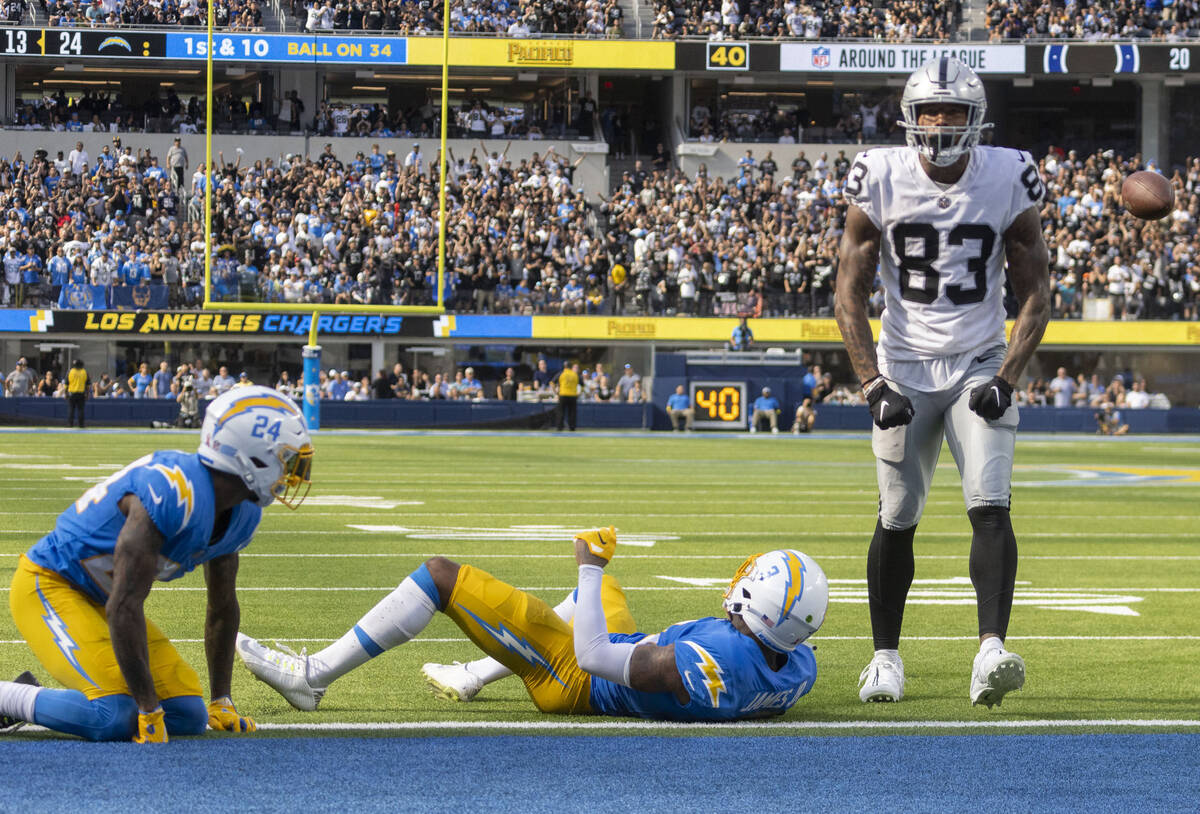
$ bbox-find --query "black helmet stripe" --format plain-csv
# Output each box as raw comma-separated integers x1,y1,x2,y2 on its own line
938,56,949,88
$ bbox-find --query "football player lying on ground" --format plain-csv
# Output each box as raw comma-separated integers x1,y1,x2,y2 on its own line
237,529,828,721
0,386,313,742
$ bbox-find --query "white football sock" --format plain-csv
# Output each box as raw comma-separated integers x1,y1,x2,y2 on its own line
308,576,437,686
875,648,901,664
980,636,1004,654
461,590,579,686
0,680,41,723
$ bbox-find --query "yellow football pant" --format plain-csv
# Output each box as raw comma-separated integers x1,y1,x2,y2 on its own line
444,564,636,714
10,555,204,701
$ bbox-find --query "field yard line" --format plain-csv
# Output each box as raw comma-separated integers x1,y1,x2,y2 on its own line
0,585,1190,594
163,719,1200,732
3,635,1197,645
3,553,1197,561
4,553,1199,563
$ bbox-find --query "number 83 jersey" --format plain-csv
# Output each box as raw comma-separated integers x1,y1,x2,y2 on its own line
844,145,1043,362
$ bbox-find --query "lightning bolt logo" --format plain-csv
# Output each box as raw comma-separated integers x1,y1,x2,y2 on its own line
212,394,301,431
456,605,565,687
777,551,806,626
685,642,726,707
35,577,97,688
150,464,194,529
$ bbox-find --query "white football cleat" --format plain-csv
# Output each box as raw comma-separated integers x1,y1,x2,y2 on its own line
236,633,326,711
421,662,484,702
859,652,905,702
970,645,1025,708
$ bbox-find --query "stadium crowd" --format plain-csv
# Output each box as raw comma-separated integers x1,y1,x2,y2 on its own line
41,0,265,29
3,134,1200,321
287,0,622,36
6,90,593,142
986,0,1200,41
688,94,900,144
651,0,961,40
0,356,659,408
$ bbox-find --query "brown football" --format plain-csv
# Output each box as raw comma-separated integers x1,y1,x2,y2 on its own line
1121,171,1175,220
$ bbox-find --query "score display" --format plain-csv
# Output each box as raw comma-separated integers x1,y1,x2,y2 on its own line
689,381,748,429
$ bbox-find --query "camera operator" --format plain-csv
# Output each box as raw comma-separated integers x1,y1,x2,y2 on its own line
1094,401,1129,436
175,376,200,428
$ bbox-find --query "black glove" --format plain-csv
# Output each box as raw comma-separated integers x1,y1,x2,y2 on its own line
864,377,915,430
968,376,1013,421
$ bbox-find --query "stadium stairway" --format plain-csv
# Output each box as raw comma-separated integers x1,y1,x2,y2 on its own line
961,0,990,41
262,0,288,32
625,0,652,39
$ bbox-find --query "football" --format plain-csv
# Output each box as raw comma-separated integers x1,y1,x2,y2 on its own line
1121,171,1175,220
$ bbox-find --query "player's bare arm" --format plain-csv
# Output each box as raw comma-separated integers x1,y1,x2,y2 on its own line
572,534,689,704
628,643,689,705
833,204,883,383
204,552,241,701
998,205,1052,387
107,494,166,713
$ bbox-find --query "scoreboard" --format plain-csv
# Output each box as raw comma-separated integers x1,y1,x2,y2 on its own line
0,29,167,58
690,381,747,429
0,28,408,65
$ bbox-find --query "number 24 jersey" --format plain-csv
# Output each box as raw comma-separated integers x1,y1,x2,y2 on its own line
26,450,262,604
844,146,1044,362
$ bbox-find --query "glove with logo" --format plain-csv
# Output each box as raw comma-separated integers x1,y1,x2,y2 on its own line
208,696,257,733
863,376,915,430
134,705,168,744
968,376,1013,421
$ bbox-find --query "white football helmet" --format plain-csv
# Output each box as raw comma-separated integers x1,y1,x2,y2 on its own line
723,549,828,653
197,385,313,508
899,56,992,167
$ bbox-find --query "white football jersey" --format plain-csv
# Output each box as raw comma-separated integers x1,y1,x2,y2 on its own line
845,145,1043,362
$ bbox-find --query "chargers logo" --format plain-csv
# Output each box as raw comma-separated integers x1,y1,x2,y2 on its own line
684,642,727,707
811,46,830,69
149,464,195,529
456,605,566,687
777,551,806,625
213,394,301,431
36,577,97,688
99,36,133,53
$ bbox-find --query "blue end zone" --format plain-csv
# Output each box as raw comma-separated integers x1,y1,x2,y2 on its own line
1,734,1195,812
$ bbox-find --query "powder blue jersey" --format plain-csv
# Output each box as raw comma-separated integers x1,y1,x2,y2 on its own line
589,616,817,721
26,450,261,604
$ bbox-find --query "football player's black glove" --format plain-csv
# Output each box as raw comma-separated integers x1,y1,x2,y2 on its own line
968,376,1014,421
864,377,915,430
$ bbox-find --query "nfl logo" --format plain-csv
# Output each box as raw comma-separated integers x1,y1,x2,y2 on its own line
812,47,830,68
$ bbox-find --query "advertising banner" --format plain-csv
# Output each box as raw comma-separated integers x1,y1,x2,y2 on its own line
780,43,1025,74
405,37,674,70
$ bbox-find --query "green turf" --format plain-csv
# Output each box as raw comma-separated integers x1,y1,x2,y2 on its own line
1,430,1198,733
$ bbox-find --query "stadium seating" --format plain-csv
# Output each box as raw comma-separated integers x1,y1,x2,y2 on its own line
284,0,622,37
652,0,961,39
985,0,1199,40
40,0,265,29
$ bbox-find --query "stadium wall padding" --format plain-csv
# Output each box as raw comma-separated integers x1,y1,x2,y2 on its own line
1,397,1198,433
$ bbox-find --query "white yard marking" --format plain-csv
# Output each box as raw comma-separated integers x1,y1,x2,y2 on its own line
284,496,424,509
345,524,674,547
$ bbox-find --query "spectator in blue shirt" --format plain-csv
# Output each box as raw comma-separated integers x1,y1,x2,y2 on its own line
751,386,781,434
728,317,754,351
665,385,694,432
151,361,174,399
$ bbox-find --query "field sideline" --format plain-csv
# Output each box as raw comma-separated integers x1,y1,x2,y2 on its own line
1,429,1197,810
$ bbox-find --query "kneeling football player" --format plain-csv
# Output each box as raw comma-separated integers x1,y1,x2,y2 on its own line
0,386,313,742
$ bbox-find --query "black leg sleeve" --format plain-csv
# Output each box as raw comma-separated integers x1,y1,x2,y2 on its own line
968,505,1019,640
866,518,917,651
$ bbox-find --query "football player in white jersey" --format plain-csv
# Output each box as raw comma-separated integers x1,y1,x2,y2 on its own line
834,56,1050,708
